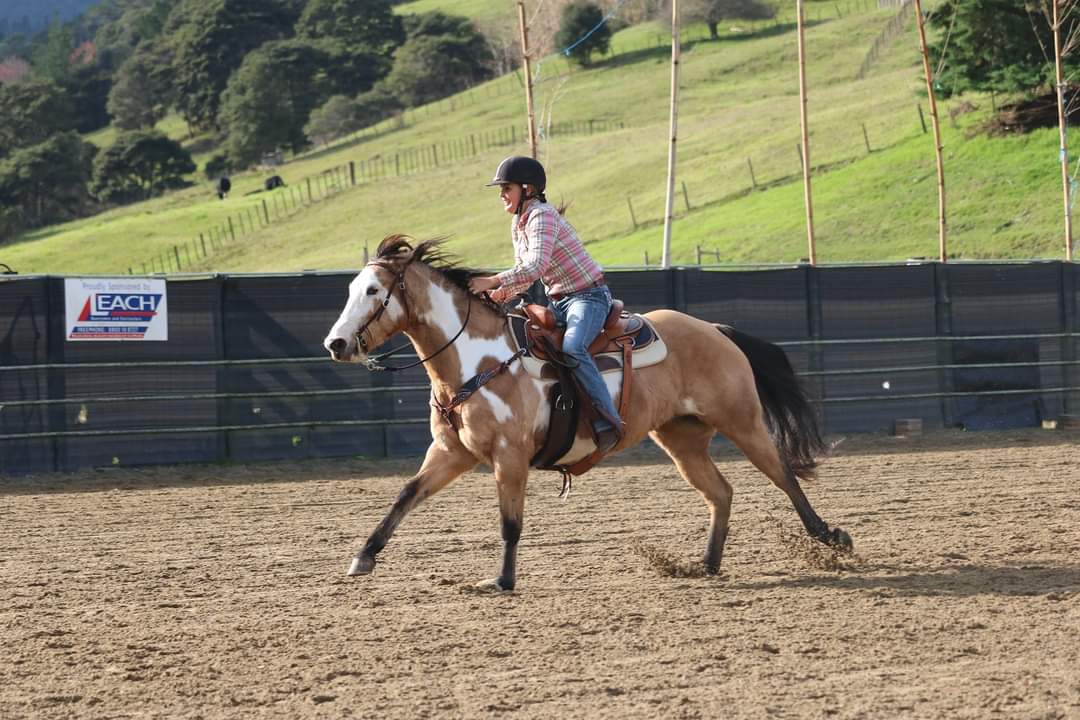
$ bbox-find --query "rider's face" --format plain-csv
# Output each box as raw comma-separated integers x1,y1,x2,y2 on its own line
500,183,523,214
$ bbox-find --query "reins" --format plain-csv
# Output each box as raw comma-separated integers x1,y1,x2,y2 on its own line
355,259,473,372
353,252,524,432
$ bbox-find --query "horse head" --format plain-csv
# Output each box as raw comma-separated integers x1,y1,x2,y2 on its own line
323,235,422,364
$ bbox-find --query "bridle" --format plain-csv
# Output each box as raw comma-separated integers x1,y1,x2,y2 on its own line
353,257,472,372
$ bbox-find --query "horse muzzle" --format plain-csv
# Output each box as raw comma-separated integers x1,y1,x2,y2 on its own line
325,336,364,363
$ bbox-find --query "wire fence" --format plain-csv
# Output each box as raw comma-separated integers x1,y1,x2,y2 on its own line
127,117,628,275
621,102,934,257
127,163,355,275
856,0,913,80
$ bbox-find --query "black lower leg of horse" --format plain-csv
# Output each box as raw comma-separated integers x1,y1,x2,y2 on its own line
703,517,728,574
497,515,522,590
348,480,419,575
784,470,852,551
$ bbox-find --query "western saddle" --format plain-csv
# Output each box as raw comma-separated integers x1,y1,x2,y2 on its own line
510,300,657,488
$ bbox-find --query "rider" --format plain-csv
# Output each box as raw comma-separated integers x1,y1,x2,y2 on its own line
468,156,624,453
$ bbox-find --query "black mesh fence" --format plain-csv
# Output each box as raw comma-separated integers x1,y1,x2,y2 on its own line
2,262,1077,475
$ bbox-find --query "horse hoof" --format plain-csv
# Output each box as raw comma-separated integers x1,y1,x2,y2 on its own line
347,554,376,576
831,529,854,553
473,578,513,593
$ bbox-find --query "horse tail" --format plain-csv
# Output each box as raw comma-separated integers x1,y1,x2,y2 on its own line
715,324,828,479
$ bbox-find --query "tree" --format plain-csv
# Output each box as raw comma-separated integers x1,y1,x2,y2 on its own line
61,62,113,133
930,0,1080,96
219,40,341,165
0,132,95,228
320,39,393,98
32,17,75,82
668,0,775,40
353,85,403,127
303,95,358,146
555,2,611,67
166,0,296,129
295,0,403,57
383,34,494,106
108,40,175,130
0,78,75,158
377,13,494,108
90,130,195,203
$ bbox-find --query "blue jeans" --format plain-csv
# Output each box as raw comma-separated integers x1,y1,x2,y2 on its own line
550,285,621,432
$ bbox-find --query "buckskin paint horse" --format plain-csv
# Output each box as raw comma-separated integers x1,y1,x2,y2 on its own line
324,236,852,591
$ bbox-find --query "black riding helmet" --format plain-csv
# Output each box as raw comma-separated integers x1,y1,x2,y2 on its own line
486,156,546,194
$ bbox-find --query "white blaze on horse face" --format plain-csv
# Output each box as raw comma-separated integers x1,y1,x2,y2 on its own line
422,282,513,384
324,265,403,354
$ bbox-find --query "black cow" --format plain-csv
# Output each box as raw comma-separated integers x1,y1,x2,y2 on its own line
264,175,286,191
216,176,231,200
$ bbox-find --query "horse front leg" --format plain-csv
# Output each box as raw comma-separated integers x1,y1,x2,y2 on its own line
348,443,476,576
475,457,529,592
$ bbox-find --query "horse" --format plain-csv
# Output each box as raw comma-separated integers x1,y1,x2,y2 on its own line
323,236,852,591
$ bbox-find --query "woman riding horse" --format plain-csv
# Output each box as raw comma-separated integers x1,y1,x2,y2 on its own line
468,156,623,454
324,236,851,591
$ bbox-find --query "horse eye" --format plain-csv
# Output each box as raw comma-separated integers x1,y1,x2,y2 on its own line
366,286,378,296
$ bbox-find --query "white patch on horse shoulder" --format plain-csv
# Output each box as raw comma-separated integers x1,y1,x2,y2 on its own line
531,378,551,434
681,397,703,415
479,388,513,422
498,437,508,449
422,282,514,384
603,373,621,402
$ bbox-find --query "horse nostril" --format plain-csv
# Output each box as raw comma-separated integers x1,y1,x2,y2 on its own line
329,338,347,354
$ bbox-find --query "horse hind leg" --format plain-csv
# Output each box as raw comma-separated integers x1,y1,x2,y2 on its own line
650,417,733,573
728,418,852,551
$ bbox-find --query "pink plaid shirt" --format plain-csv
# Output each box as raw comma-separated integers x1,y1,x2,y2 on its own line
491,201,604,303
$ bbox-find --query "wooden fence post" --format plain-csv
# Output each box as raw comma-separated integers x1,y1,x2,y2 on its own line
862,123,872,153
262,198,270,225
626,196,638,230
748,158,757,189
227,216,235,242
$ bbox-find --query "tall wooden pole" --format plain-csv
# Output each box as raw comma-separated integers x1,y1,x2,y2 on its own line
661,0,681,268
913,0,947,262
796,0,816,265
1053,0,1074,261
517,1,539,158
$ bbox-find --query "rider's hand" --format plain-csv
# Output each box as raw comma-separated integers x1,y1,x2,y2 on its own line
468,276,500,295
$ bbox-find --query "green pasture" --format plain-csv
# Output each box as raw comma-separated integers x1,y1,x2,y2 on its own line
5,2,1075,274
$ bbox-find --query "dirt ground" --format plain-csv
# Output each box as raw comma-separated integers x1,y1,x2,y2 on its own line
2,429,1079,719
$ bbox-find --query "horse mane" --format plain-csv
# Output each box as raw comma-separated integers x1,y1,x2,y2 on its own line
375,234,506,315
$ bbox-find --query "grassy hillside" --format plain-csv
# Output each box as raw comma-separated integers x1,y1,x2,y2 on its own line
5,2,1075,274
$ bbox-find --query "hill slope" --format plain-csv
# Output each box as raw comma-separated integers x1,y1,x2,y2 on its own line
4,3,1075,274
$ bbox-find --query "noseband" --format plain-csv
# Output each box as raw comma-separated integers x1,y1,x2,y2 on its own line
353,258,472,372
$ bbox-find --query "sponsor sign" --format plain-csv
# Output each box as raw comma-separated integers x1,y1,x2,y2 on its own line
65,278,168,341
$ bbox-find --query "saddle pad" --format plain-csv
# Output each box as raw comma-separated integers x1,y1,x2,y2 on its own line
508,314,668,381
